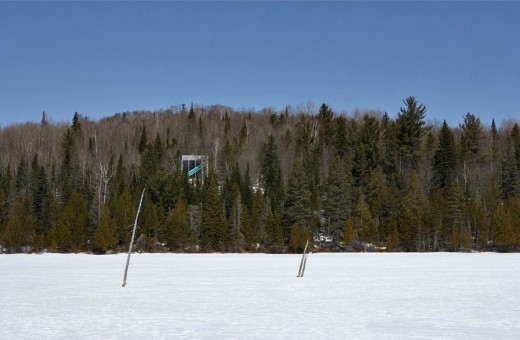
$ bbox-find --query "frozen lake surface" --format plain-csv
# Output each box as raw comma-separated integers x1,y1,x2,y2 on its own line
1,252,519,339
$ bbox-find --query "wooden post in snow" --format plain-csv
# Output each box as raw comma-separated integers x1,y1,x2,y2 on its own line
122,188,146,287
297,239,309,278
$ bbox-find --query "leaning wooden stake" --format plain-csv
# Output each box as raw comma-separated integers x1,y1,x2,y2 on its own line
122,188,146,287
297,240,309,277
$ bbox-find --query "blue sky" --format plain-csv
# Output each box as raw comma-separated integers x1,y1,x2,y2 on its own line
1,1,519,128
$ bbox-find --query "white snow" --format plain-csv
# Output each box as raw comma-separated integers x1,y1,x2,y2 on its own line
1,253,519,339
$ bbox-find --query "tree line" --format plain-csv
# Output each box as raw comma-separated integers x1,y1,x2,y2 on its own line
1,98,519,254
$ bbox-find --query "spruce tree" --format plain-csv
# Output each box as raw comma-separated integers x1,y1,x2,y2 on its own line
283,158,311,241
201,172,227,251
399,171,426,251
259,135,283,214
323,156,352,244
432,120,457,189
500,140,520,199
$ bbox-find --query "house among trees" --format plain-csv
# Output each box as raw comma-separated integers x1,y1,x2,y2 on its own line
181,155,208,181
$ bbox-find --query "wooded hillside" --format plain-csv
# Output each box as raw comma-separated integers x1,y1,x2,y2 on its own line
1,98,519,253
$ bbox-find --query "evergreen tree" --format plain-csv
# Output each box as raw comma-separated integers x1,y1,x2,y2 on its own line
317,103,334,147
240,163,254,213
140,199,161,251
2,197,34,252
94,206,117,253
343,218,357,247
460,113,483,161
511,123,520,169
332,116,348,159
492,197,520,250
381,113,400,177
163,198,190,251
56,191,89,252
138,125,147,154
229,193,246,251
365,166,392,241
396,96,428,172
432,120,457,189
323,156,352,244
264,206,283,251
399,171,427,251
259,135,283,213
71,112,81,133
500,140,520,199
289,223,309,252
60,129,75,203
15,157,29,197
354,195,377,244
283,158,311,241
250,190,266,245
114,187,134,248
201,172,227,251
491,119,499,172
447,182,467,250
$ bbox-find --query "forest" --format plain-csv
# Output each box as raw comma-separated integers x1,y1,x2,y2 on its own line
1,97,519,254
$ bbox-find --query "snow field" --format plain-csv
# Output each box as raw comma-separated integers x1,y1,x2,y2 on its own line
1,253,519,339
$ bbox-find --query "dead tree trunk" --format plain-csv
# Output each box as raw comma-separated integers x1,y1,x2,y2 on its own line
297,240,309,278
122,188,146,287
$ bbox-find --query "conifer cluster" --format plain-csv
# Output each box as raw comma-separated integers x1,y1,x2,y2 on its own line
1,98,519,253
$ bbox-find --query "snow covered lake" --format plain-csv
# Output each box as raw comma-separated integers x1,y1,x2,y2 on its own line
1,253,519,339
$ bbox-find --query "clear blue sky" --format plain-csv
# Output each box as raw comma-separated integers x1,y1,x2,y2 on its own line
1,1,519,128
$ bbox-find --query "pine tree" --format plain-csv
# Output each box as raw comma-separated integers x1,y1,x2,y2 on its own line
460,113,483,161
396,96,428,172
